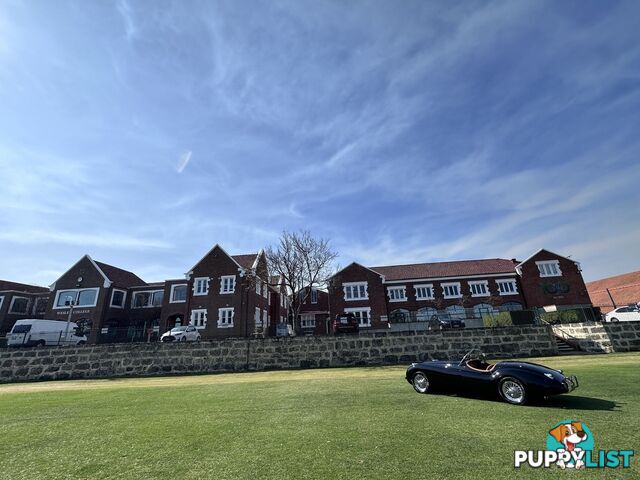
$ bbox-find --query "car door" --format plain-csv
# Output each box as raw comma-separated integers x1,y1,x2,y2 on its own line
186,326,197,340
447,363,493,392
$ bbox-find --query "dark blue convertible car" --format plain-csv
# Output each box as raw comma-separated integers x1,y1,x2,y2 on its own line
406,349,578,405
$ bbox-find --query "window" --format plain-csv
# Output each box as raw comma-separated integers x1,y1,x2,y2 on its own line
414,284,434,300
9,296,29,314
132,290,164,308
191,309,207,329
496,279,518,296
218,308,234,328
345,307,371,327
310,288,318,304
255,307,262,326
416,307,437,322
0,296,4,311
473,303,494,317
469,280,489,297
263,283,268,298
170,284,187,303
442,282,462,299
193,277,209,296
501,302,523,311
53,288,100,308
536,260,562,277
301,314,316,328
387,286,407,302
110,289,126,308
343,282,368,301
445,305,466,320
256,279,262,295
220,275,236,294
34,297,48,314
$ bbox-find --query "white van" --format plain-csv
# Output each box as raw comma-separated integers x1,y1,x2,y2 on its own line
8,319,88,347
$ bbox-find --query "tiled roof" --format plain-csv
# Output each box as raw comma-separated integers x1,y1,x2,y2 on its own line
370,258,517,281
586,270,640,312
232,254,258,270
0,280,49,294
95,261,147,288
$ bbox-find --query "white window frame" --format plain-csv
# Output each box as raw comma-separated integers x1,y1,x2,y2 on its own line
131,290,164,308
468,280,489,298
387,286,407,302
263,283,268,298
310,288,318,304
53,288,100,309
536,260,562,277
496,279,518,296
301,313,316,328
0,296,4,311
170,284,187,303
442,282,462,299
219,275,236,294
343,282,368,301
414,284,434,301
255,307,261,326
190,309,208,329
110,289,127,308
193,277,209,296
256,279,262,295
9,296,29,314
218,307,234,328
345,307,372,327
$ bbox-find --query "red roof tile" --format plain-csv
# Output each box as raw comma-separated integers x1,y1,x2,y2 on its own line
0,280,49,294
94,261,147,288
586,270,640,312
370,258,517,281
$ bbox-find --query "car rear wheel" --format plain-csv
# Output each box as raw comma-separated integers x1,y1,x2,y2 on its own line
499,377,526,405
412,372,430,394
180,337,187,342
36,340,46,347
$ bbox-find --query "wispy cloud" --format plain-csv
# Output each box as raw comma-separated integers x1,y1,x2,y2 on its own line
176,150,192,173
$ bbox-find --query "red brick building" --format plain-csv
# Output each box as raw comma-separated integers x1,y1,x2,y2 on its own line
296,286,330,335
586,270,640,313
0,280,50,336
328,248,593,331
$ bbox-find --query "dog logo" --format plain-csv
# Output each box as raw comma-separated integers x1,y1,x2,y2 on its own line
546,421,594,469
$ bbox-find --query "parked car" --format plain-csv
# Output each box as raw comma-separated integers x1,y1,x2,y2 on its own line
427,315,465,331
604,306,640,322
7,319,87,347
406,349,578,405
276,322,296,337
332,313,359,334
161,325,201,342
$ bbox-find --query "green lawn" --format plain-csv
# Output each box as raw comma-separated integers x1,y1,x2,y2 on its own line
0,353,638,479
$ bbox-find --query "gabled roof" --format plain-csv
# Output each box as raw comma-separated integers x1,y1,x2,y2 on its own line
370,258,517,281
94,261,147,288
232,253,259,270
330,262,385,279
0,280,49,294
515,248,578,269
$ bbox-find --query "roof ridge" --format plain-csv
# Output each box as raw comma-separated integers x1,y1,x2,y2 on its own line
371,257,512,269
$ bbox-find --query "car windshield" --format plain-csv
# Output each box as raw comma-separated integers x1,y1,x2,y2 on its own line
171,327,187,332
12,324,32,333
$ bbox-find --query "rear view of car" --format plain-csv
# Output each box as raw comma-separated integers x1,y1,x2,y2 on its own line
332,313,359,334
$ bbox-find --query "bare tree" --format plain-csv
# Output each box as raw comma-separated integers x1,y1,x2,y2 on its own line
266,230,338,332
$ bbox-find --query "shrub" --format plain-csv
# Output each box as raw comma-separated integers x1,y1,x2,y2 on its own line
540,310,580,324
483,312,513,327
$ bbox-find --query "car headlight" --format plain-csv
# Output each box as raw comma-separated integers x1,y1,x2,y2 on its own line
544,373,554,379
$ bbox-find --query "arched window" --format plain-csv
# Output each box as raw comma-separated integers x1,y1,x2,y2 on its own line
445,305,466,320
389,309,410,323
473,303,495,317
416,307,438,322
501,302,523,311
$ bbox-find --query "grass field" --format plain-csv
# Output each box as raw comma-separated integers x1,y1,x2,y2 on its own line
0,353,638,479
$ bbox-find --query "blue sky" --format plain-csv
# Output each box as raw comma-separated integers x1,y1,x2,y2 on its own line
1,0,639,285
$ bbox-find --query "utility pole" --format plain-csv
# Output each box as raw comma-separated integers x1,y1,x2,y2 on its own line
63,299,75,346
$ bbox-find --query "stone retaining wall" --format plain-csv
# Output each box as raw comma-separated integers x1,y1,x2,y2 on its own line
0,325,558,384
551,321,640,353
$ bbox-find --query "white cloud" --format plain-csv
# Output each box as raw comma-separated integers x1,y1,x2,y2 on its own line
176,150,192,173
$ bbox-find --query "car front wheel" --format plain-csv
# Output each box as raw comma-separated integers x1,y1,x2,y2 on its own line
610,317,619,322
499,377,527,405
412,372,430,394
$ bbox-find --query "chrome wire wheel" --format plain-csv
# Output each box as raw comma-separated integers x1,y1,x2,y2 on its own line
500,377,526,405
412,372,430,394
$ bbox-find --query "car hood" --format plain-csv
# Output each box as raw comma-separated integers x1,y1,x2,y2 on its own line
162,331,184,336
